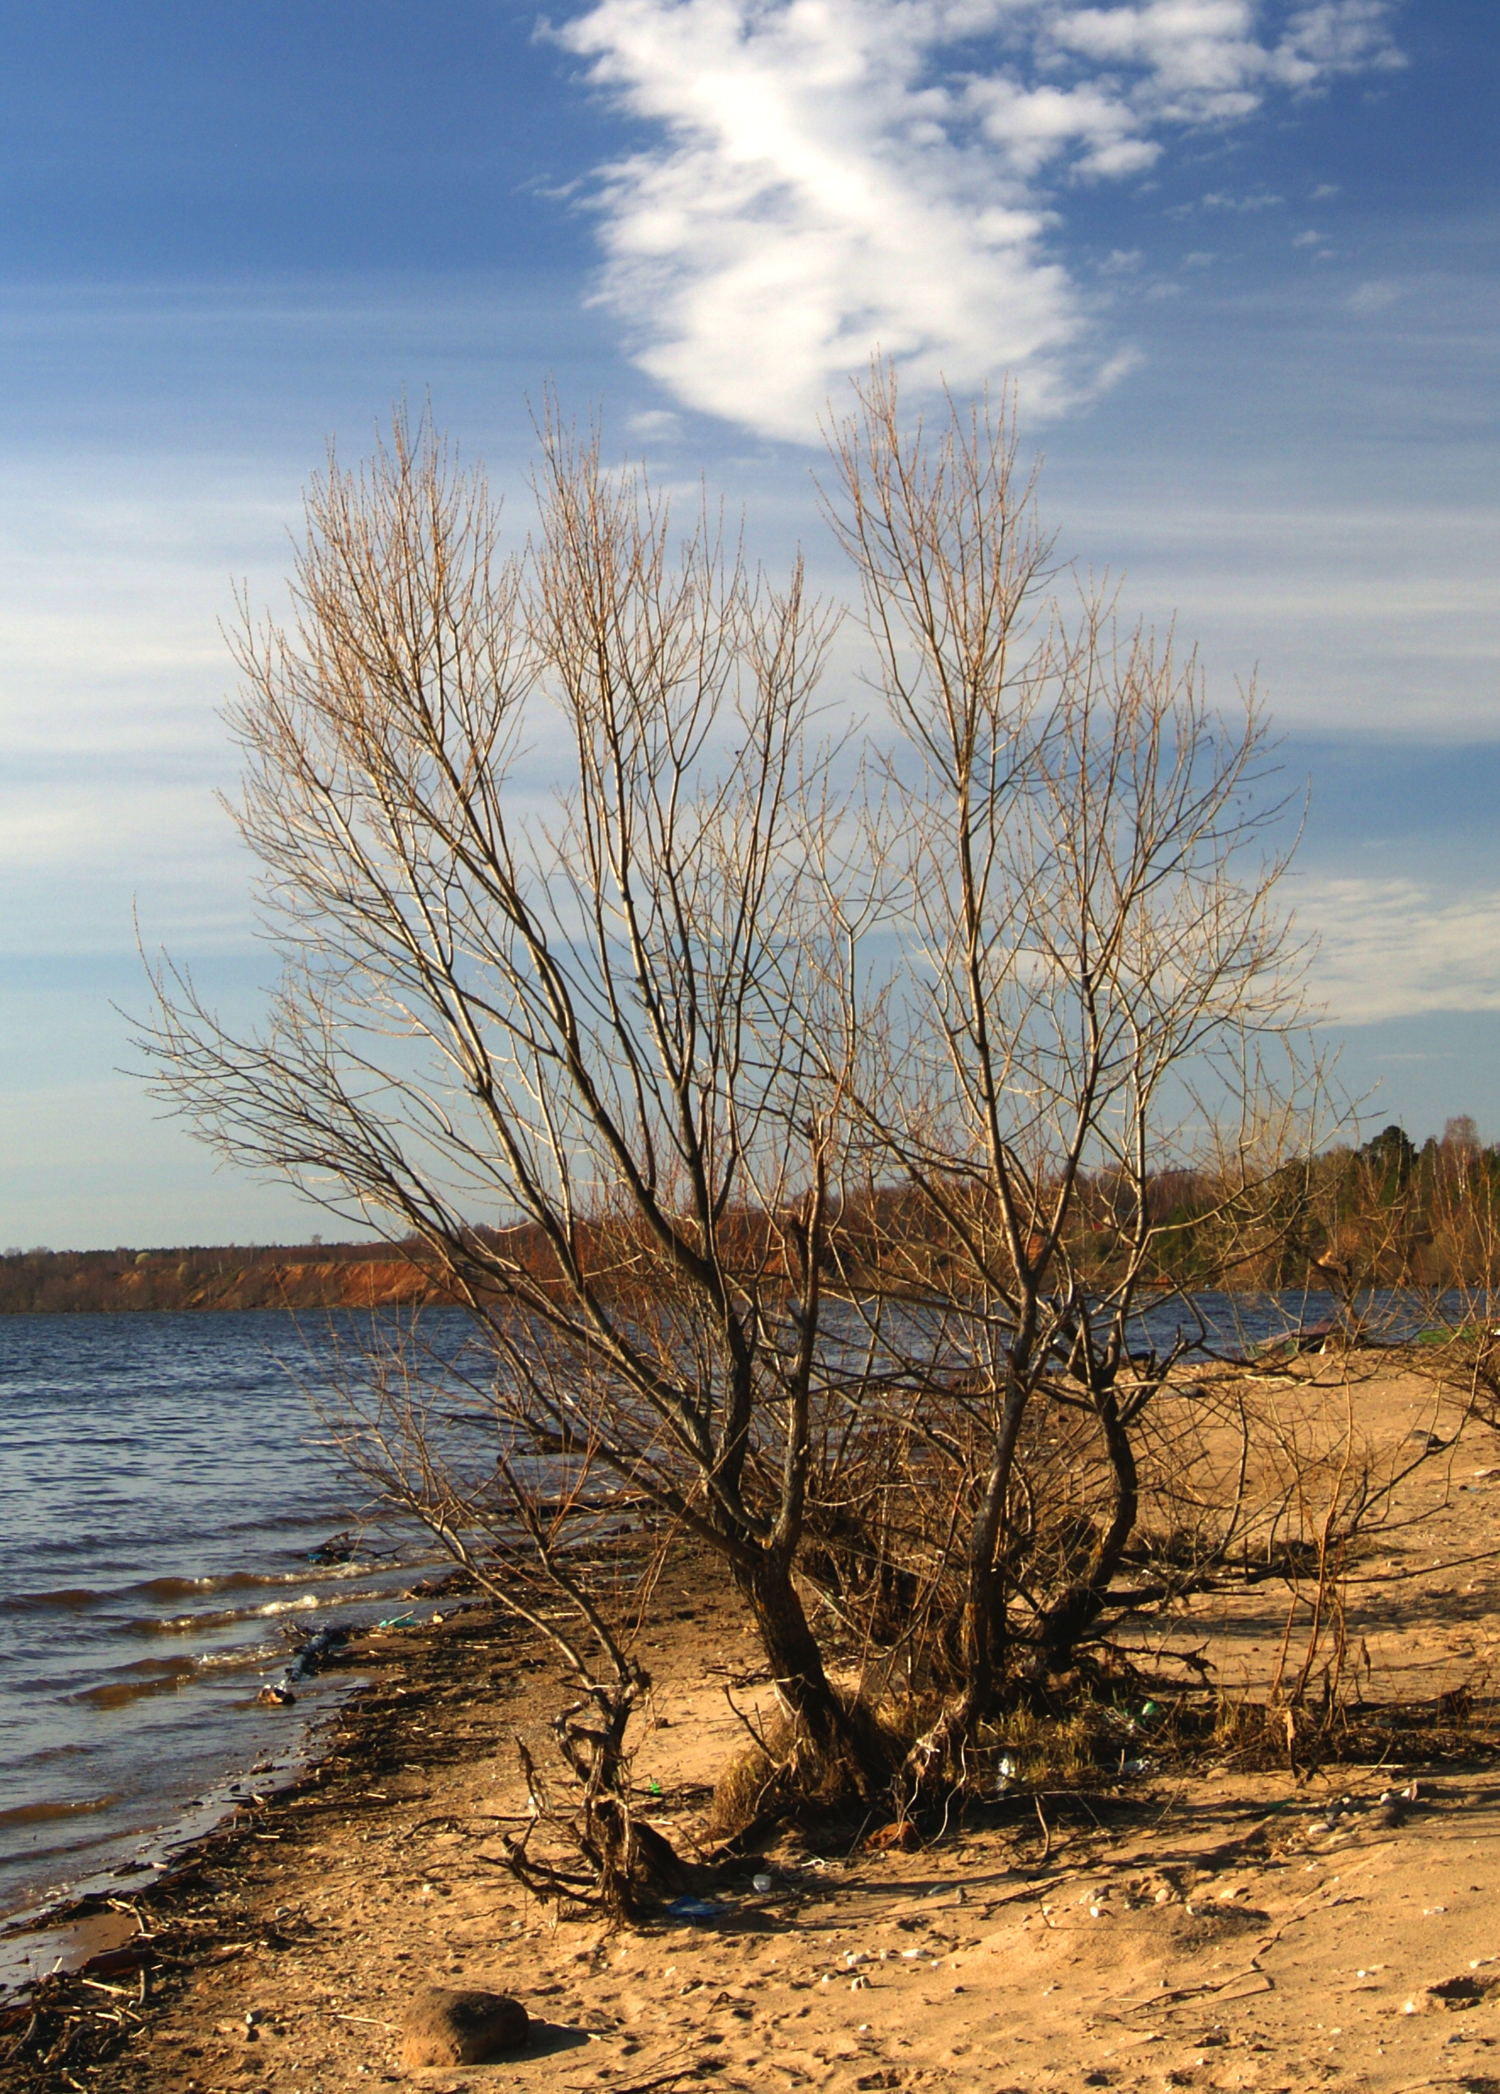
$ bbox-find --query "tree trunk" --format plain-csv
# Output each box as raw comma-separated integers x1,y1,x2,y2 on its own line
1038,1387,1139,1669
735,1547,889,1798
950,1372,1032,1733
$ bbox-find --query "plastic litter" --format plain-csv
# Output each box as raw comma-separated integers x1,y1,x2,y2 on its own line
664,1896,729,1922
288,1623,351,1679
752,1873,774,1893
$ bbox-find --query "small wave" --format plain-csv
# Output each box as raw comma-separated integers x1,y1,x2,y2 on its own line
123,1592,360,1637
127,1575,222,1601
119,1605,270,1638
0,1588,105,1615
0,1795,118,1832
66,1639,304,1708
0,1564,376,1622
20,1740,93,1769
119,1581,395,1640
194,1642,282,1672
125,1570,315,1602
70,1657,199,1710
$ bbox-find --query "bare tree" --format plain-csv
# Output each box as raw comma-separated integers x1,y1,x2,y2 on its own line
141,379,1322,1824
818,365,1314,1756
139,406,887,1792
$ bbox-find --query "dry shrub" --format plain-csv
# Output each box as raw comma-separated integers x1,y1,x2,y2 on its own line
1210,1694,1307,1768
707,1684,1146,1842
705,1695,905,1843
1206,1680,1487,1773
706,1731,788,1842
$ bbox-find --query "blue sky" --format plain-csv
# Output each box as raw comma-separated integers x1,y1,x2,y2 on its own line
0,0,1496,1248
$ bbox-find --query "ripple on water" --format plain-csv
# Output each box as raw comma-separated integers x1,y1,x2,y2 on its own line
0,1305,476,1923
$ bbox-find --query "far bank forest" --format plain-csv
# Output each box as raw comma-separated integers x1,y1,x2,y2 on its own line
5,1118,1494,1317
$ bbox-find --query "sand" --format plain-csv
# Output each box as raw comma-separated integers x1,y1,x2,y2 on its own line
8,1350,1500,2094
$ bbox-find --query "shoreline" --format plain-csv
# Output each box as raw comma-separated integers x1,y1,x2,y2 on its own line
0,1560,461,1956
3,1268,1478,1325
0,1722,335,1991
0,1589,499,1982
8,1568,1500,2094
8,1359,1500,2091
0,1658,364,1982
0,1594,523,2087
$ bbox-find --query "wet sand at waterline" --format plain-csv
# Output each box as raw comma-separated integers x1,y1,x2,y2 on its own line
9,1352,1500,2094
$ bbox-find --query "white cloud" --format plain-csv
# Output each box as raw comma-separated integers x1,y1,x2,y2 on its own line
558,0,1402,438
625,406,685,438
1347,277,1399,312
1200,188,1285,210
966,73,1162,180
1301,877,1500,1026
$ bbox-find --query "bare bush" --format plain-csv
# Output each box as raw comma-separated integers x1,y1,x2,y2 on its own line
315,1318,681,1914
139,405,888,1809
815,364,1316,1764
139,379,1329,1833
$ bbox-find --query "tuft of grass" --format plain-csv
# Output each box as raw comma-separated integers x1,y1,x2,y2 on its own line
704,1695,906,1842
705,1727,788,1841
976,1708,1101,1787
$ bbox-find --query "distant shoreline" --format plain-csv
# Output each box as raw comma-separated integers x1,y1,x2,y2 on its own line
0,1245,1466,1320
0,1243,452,1316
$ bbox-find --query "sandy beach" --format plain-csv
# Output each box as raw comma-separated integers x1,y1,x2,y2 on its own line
8,1351,1500,2094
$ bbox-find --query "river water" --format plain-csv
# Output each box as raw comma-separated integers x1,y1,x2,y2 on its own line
0,1309,466,1929
0,1286,1416,1934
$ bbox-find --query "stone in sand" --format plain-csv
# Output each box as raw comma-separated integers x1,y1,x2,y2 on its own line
399,1987,529,2067
864,1819,920,1852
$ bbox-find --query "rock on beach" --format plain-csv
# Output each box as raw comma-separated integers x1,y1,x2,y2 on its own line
399,1986,529,2067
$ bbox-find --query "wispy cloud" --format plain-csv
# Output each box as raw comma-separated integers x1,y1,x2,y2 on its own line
1199,188,1285,211
1302,876,1500,1025
557,0,1403,439
1347,277,1399,312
